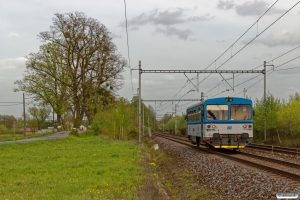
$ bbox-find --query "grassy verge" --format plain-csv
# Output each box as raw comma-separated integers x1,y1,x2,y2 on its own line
140,137,222,200
0,131,143,199
0,132,56,142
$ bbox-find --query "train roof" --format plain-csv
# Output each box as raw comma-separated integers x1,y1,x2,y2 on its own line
186,97,252,110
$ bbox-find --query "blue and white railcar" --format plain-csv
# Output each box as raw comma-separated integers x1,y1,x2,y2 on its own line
186,97,253,150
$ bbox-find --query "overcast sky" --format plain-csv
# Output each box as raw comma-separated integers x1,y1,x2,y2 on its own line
1,0,300,118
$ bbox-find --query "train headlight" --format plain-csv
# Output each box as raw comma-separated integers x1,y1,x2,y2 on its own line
207,125,211,129
243,124,247,129
212,125,217,129
248,124,252,129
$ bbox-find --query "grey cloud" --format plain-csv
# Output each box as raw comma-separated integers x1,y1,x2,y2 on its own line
188,14,214,22
153,8,186,25
217,0,235,10
262,53,272,57
129,26,140,31
8,32,21,38
155,27,193,40
0,57,26,70
242,29,300,47
111,33,122,38
216,40,225,43
119,8,214,27
236,1,285,16
120,11,157,27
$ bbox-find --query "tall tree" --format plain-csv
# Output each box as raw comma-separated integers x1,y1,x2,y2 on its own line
14,42,70,127
15,12,126,127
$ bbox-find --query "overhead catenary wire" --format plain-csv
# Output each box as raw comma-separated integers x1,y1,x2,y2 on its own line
231,55,300,96
161,53,300,115
274,66,300,71
232,45,300,81
123,0,135,95
185,1,300,104
200,0,300,93
203,0,280,71
152,1,300,117
0,103,23,107
196,1,300,94
169,54,300,113
160,0,283,112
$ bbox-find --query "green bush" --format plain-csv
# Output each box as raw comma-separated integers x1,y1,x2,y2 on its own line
92,99,138,140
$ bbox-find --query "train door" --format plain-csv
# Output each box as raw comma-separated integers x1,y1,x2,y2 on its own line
200,106,204,140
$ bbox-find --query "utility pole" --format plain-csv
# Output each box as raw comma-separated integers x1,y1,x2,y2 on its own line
137,88,139,120
23,93,26,137
154,101,156,132
143,103,144,135
264,61,266,142
53,109,55,127
201,92,204,102
175,104,177,135
243,88,247,98
263,61,274,142
197,73,199,92
138,61,141,143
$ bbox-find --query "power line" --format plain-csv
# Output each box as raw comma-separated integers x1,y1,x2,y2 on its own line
217,0,300,71
147,1,300,116
123,0,135,96
274,55,300,69
196,1,300,96
123,0,130,69
233,46,300,81
0,102,22,103
233,56,300,96
265,46,300,66
163,0,283,111
0,103,23,106
274,66,300,71
172,55,300,114
204,0,279,71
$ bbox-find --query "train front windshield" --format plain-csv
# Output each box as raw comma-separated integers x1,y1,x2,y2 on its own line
206,104,252,120
230,104,251,120
206,105,228,120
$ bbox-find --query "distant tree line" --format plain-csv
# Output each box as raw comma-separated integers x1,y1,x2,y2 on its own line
253,92,300,146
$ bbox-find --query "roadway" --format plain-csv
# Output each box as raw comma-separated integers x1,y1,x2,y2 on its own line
0,131,70,145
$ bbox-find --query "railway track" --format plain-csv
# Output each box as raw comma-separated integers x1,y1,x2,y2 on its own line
247,143,300,156
153,133,300,184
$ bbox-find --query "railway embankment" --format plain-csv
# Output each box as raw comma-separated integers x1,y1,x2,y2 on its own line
149,136,300,200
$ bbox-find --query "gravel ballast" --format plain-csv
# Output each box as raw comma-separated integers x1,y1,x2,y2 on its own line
154,137,300,200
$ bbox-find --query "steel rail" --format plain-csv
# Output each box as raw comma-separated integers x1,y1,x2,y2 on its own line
247,144,300,156
153,133,300,182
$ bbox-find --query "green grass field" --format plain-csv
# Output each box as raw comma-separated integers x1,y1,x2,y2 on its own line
0,131,143,199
